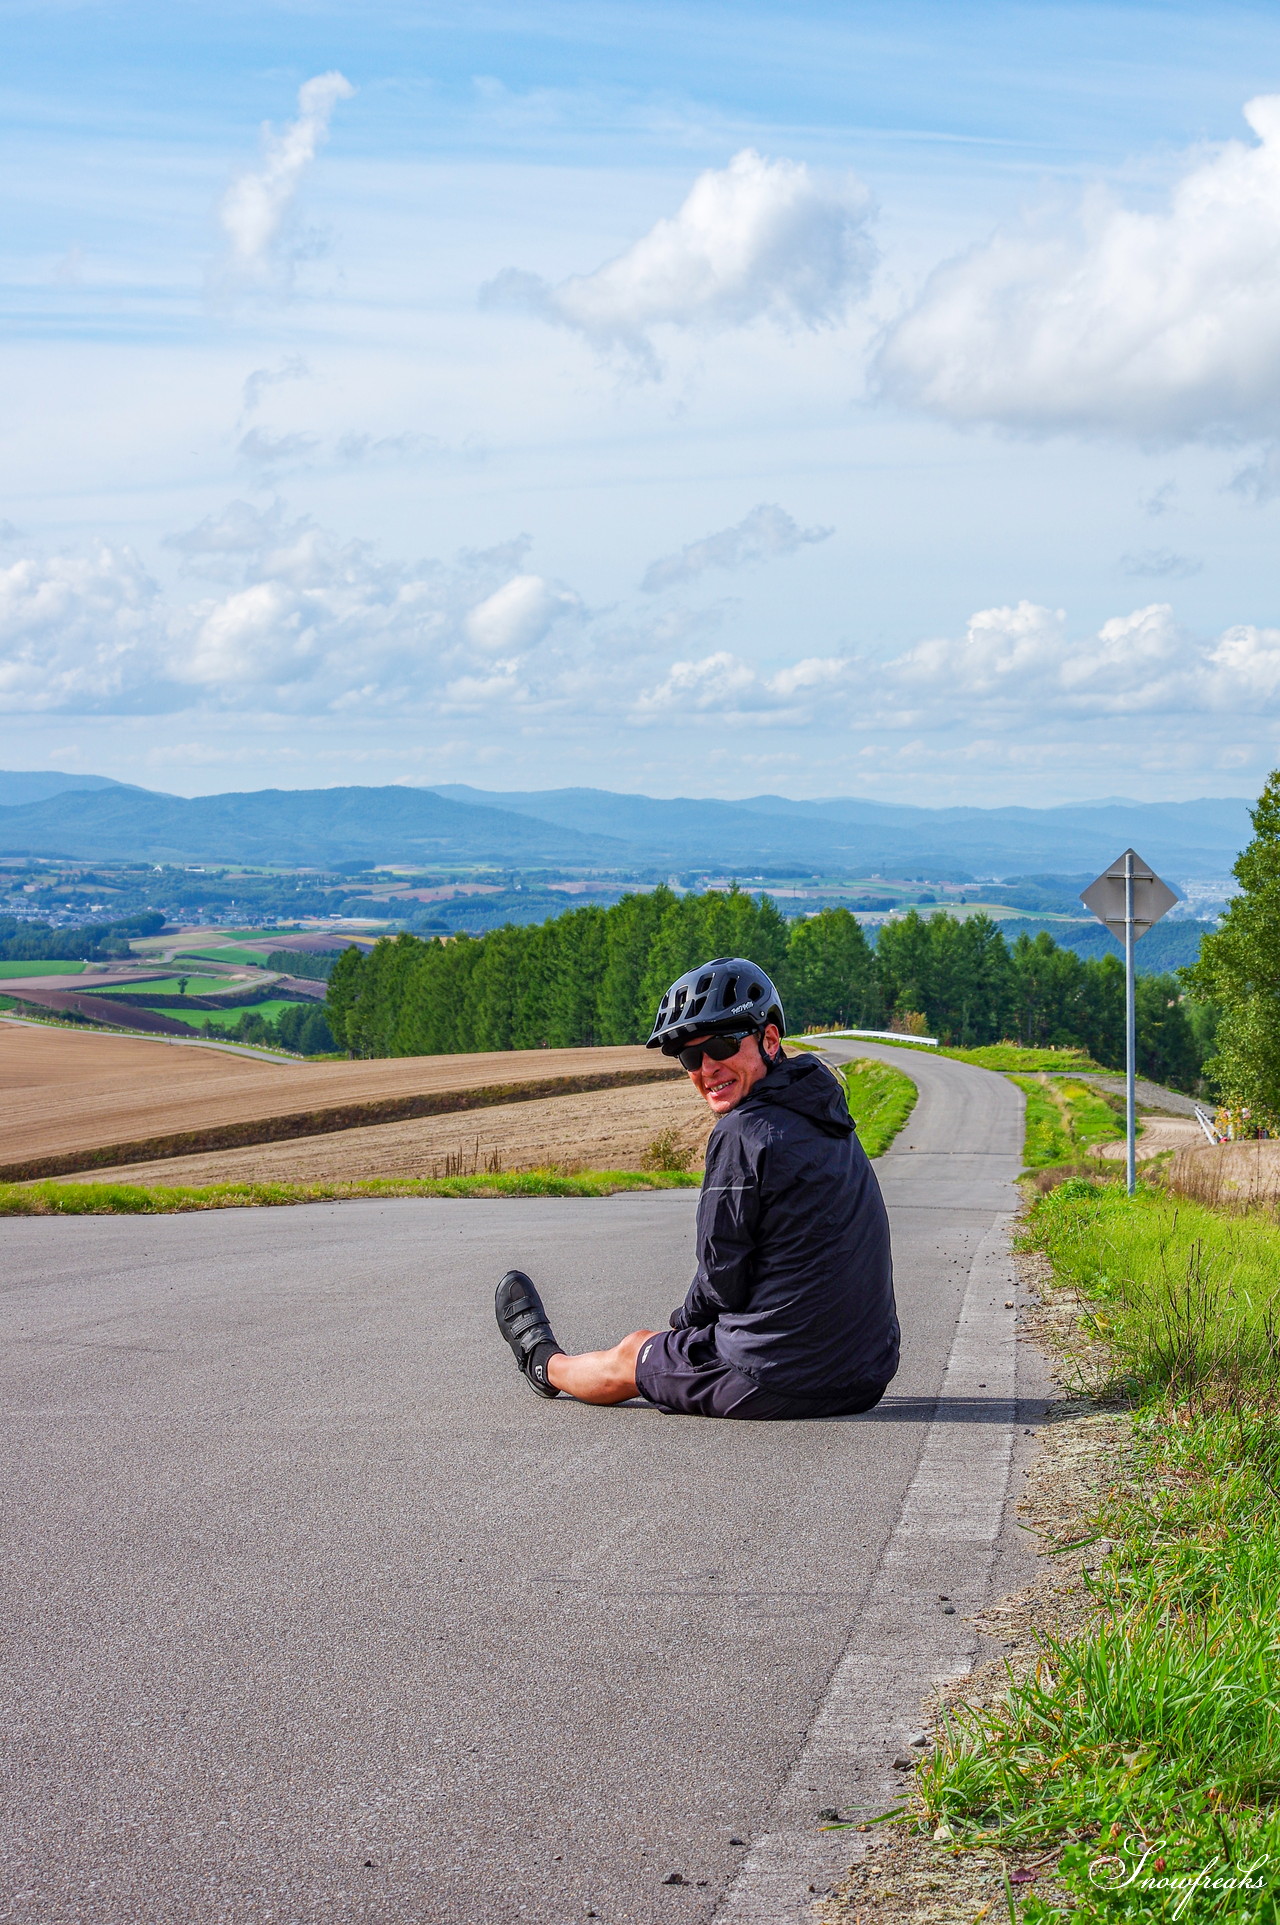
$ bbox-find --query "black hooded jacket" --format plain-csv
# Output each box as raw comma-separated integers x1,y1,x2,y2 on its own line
672,1050,898,1402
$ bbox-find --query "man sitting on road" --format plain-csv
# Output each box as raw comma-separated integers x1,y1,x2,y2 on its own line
494,957,899,1420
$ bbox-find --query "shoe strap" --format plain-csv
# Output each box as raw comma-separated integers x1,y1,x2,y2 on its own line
506,1307,550,1342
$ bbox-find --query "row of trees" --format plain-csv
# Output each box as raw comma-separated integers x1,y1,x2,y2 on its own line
326,886,1208,1088
202,1003,337,1054
0,909,165,961
1186,769,1280,1123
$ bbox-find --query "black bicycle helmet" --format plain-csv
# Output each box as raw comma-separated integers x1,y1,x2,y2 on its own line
646,956,785,1052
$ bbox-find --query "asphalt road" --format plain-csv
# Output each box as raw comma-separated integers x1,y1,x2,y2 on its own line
1,1045,1032,1924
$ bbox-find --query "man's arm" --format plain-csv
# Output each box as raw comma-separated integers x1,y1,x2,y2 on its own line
671,1127,762,1329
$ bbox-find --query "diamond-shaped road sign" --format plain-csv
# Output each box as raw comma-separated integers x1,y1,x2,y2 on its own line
1080,849,1178,942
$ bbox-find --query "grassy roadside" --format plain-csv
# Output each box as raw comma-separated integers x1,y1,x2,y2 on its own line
836,1056,919,1157
0,1170,702,1214
873,1181,1280,1922
1014,1075,1126,1168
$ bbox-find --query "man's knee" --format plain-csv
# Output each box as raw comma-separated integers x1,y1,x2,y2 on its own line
601,1332,646,1394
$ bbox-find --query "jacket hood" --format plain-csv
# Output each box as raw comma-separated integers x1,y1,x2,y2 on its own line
737,1050,853,1138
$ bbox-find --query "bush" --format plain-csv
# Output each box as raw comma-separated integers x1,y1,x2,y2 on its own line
640,1127,696,1172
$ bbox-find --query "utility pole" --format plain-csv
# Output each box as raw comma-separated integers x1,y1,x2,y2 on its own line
1081,849,1177,1196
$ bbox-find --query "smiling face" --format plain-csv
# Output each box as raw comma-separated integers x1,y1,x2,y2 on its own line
686,1023,782,1115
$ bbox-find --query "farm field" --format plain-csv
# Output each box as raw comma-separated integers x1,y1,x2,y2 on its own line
0,960,87,978
94,975,241,998
71,1079,713,1185
0,1021,679,1177
192,999,310,1029
170,944,276,965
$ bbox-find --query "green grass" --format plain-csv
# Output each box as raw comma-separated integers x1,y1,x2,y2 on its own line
837,1056,918,1157
1013,1074,1125,1168
0,959,88,978
1028,1183,1280,1402
0,1170,703,1214
93,974,236,998
193,998,311,1030
914,1182,1280,1921
173,945,274,966
942,1043,1101,1073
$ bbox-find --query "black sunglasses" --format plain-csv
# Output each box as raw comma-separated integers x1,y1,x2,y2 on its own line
669,1029,757,1072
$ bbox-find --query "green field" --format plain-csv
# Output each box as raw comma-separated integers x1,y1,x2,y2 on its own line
0,960,87,978
172,945,274,966
95,975,235,998
192,999,309,1030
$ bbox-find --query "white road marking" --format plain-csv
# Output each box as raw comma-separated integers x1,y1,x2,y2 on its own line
714,1219,1019,1923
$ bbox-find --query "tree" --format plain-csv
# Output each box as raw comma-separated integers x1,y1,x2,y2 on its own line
1183,768,1280,1120
1134,974,1200,1092
788,909,882,1030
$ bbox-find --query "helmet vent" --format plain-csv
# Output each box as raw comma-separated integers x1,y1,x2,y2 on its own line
720,973,739,1007
695,974,713,994
672,987,687,1017
748,981,764,1002
689,995,707,1019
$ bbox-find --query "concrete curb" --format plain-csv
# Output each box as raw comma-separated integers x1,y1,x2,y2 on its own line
714,1219,1020,1922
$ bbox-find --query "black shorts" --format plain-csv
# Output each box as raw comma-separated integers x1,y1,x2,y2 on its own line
633,1325,888,1421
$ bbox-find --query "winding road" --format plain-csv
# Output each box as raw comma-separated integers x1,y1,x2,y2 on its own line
0,1044,1044,1924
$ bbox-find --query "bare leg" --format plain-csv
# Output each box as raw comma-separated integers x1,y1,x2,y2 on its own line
547,1329,658,1405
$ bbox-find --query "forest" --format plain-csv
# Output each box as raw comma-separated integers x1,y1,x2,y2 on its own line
326,887,1211,1091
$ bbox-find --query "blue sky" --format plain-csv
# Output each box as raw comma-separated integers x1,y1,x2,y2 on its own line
4,0,1280,802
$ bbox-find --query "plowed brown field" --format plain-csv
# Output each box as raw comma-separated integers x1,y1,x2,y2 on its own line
72,1080,713,1186
0,1020,681,1179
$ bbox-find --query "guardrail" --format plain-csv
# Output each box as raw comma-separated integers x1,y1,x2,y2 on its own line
797,1027,940,1048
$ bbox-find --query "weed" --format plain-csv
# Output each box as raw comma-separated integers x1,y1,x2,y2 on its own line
641,1127,696,1172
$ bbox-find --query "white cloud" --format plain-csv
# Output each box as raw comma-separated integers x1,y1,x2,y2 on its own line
877,95,1280,441
217,71,354,288
640,502,833,592
464,574,579,655
0,548,162,710
1206,623,1280,700
482,149,875,371
633,649,854,724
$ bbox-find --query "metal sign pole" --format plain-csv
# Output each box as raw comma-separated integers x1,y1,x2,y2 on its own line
1080,847,1177,1195
1125,852,1137,1193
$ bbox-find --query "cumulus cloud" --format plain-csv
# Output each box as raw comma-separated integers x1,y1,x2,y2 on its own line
877,599,1280,725
465,574,580,655
217,72,354,288
633,649,855,725
0,547,163,710
877,95,1280,441
482,149,875,371
628,599,1280,741
9,497,1280,775
640,503,833,592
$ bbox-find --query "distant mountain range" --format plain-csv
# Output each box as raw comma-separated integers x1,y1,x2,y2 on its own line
0,770,1254,878
0,769,140,808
